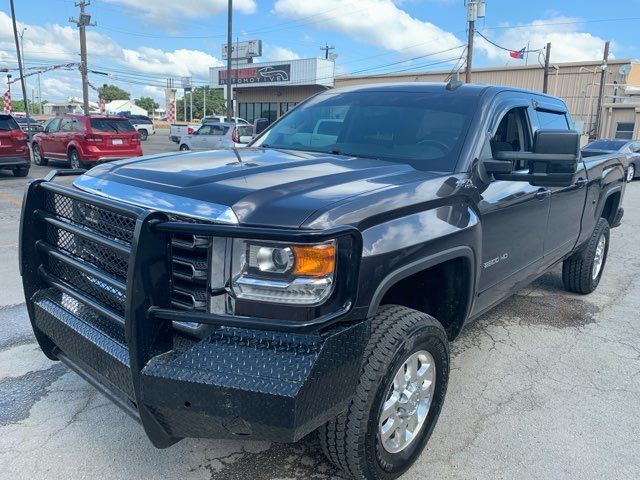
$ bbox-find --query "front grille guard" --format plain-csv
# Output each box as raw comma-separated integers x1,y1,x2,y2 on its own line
20,171,363,448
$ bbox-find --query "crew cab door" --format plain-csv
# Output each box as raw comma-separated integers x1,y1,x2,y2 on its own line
532,106,587,264
190,125,212,150
474,100,550,314
40,118,61,157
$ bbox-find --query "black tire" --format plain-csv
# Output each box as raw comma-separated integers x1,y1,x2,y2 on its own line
13,167,29,177
68,148,85,170
563,217,610,294
32,143,47,166
138,129,148,141
179,144,190,151
319,305,450,480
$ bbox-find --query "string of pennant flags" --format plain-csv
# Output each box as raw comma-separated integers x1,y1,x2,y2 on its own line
474,30,543,60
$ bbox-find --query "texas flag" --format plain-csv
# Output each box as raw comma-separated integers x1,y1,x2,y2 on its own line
509,48,526,59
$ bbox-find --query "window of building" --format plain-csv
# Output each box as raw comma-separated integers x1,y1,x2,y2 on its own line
615,122,634,140
239,103,279,125
280,102,297,116
536,110,569,130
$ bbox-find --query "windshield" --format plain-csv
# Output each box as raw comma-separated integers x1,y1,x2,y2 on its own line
90,118,135,133
584,140,627,151
254,90,478,170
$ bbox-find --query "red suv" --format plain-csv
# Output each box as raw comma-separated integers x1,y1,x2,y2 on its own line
0,113,30,177
32,114,142,169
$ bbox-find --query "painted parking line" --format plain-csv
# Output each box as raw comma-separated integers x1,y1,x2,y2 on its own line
0,193,22,207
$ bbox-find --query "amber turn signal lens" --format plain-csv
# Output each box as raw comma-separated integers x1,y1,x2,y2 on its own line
292,243,336,277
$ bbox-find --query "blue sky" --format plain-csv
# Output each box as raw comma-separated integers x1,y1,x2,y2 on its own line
1,0,639,104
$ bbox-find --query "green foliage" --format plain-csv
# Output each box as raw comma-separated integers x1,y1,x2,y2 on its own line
175,87,224,121
134,96,159,115
97,84,130,102
10,99,25,112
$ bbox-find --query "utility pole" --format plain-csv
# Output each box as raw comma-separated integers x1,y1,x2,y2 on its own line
69,1,95,116
37,73,41,114
465,1,485,83
320,43,335,60
203,85,206,118
542,42,551,93
9,0,29,122
594,40,610,140
225,0,233,120
19,27,26,112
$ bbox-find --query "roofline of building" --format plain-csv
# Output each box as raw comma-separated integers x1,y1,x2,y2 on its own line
339,58,638,80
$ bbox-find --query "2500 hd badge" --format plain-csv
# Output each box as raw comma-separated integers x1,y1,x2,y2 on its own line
20,82,626,480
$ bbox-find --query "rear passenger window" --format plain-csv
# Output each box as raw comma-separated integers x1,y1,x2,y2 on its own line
537,110,569,130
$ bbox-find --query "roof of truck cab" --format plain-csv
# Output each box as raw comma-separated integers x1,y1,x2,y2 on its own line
326,82,565,103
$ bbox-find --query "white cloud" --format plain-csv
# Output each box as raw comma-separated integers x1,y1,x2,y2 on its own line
263,45,300,61
119,47,222,77
272,0,465,62
103,0,257,29
476,17,613,64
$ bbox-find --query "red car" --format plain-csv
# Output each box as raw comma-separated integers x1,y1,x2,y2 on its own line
0,113,30,177
32,114,142,169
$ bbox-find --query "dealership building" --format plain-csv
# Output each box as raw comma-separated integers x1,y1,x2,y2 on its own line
209,57,334,125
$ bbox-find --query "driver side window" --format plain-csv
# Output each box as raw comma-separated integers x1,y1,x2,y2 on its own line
490,107,532,170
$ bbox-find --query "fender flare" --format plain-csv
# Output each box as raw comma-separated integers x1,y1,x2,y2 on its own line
367,245,476,319
597,184,622,220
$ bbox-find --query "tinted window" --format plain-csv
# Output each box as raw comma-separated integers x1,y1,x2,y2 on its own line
46,118,61,132
90,118,135,133
584,140,627,152
237,125,253,137
60,118,75,132
255,91,478,170
537,110,569,130
0,115,19,131
211,125,229,136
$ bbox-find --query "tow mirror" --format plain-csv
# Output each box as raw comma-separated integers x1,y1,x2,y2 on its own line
254,118,269,136
486,130,580,187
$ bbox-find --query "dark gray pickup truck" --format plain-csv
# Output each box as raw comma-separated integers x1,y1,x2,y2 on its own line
20,82,626,480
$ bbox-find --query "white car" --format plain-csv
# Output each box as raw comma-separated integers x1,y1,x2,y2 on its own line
123,115,155,140
201,115,249,125
178,122,254,151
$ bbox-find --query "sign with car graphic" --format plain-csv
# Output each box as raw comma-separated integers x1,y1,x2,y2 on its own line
218,64,291,85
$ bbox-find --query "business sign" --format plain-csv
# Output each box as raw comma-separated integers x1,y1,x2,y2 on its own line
218,64,291,85
181,76,192,91
222,40,262,60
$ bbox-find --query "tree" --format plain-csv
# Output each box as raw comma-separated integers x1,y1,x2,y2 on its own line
134,96,159,116
97,84,130,102
175,86,224,121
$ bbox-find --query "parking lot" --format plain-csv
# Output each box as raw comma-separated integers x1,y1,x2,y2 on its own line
0,140,639,479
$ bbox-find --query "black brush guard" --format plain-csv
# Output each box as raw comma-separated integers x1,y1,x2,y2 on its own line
20,173,367,448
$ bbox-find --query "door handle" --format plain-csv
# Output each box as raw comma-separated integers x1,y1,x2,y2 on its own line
575,178,588,187
534,188,551,200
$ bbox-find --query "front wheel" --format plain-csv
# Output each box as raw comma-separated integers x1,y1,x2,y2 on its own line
32,143,47,166
179,144,190,151
627,164,635,182
138,129,148,141
563,217,610,294
319,305,449,480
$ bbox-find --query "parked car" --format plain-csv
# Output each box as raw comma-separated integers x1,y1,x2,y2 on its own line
31,114,142,169
582,139,640,182
0,113,30,177
20,83,626,480
118,113,155,140
178,122,254,151
168,122,200,143
14,116,44,135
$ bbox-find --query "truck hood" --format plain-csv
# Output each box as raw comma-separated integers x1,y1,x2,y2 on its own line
74,148,432,228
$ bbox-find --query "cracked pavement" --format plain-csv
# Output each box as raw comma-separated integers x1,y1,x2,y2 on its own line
0,150,639,479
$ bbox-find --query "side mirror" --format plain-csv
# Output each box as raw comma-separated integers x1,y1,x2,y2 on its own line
238,135,253,144
486,130,580,187
254,118,269,136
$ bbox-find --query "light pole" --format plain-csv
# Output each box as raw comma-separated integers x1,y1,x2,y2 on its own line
464,1,486,83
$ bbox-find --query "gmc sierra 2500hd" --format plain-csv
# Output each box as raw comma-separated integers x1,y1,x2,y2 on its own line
20,83,626,480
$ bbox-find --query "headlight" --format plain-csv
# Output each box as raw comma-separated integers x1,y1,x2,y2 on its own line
230,239,336,305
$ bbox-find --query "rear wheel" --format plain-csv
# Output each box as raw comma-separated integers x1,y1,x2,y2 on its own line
138,129,148,141
179,144,190,151
563,217,610,294
13,167,29,177
68,148,85,170
319,305,449,480
627,164,635,182
32,143,47,166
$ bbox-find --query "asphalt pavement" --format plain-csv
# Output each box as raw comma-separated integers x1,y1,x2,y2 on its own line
0,136,639,479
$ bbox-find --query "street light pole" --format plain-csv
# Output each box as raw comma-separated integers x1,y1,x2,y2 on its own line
226,0,233,120
69,1,95,116
9,0,30,123
464,1,485,83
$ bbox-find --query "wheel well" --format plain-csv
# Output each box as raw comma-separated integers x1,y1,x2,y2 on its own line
601,192,621,225
378,257,472,340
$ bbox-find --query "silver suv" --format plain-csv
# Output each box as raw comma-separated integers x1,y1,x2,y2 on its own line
178,122,254,151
